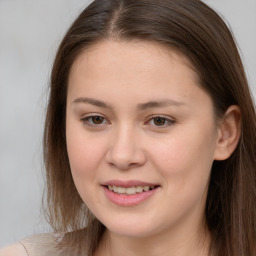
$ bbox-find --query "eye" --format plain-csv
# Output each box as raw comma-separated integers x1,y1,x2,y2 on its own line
146,115,175,127
81,114,109,126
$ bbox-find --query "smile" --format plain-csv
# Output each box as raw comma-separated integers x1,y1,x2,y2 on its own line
107,185,157,195
102,181,160,206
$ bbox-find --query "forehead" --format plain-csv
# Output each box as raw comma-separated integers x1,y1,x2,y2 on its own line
67,40,214,121
69,39,199,85
66,39,209,111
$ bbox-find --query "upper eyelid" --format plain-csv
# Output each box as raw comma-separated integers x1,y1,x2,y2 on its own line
81,114,110,125
145,115,176,126
80,113,175,123
81,113,107,119
146,114,175,121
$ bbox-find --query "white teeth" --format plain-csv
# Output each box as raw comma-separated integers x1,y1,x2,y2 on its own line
126,187,136,195
136,186,143,193
143,186,150,191
117,187,126,194
107,185,156,195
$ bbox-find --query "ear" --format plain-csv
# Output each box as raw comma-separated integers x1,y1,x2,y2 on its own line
214,105,241,160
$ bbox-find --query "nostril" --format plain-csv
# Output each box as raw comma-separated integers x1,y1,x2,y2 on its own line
106,147,147,170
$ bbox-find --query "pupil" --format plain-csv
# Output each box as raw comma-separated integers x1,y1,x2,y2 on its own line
154,117,165,126
92,116,103,124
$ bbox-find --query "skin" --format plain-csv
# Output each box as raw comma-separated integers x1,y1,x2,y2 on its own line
0,244,28,256
66,40,240,256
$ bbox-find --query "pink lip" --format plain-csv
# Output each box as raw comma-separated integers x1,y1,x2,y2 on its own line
102,179,158,188
102,180,160,207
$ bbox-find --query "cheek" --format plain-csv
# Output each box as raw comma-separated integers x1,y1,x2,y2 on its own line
150,125,216,192
66,133,107,206
66,123,106,183
67,139,100,175
150,136,214,223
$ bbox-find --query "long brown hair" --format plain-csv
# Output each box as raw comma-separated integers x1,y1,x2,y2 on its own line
43,0,256,255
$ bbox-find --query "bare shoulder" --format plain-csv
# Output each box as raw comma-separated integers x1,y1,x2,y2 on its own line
0,243,28,256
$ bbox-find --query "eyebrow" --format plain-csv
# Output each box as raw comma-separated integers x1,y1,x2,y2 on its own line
72,97,112,108
137,99,186,110
72,97,186,110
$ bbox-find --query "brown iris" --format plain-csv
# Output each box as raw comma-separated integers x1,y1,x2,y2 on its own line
91,116,104,124
153,117,167,126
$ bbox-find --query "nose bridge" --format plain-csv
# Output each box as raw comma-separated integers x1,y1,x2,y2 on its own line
106,122,146,169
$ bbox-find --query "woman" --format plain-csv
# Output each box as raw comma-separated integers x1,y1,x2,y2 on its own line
1,0,256,255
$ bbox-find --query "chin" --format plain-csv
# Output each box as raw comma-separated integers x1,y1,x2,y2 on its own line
102,217,160,239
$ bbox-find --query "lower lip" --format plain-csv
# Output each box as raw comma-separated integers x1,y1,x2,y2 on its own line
103,186,159,207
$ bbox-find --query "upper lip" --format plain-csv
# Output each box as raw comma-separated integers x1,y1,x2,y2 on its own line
101,180,159,188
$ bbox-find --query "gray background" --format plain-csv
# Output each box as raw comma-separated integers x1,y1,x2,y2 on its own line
0,0,255,247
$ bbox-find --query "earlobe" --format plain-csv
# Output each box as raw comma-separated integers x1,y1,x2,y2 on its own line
214,105,241,161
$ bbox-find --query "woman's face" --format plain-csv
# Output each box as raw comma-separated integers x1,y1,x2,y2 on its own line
66,40,219,239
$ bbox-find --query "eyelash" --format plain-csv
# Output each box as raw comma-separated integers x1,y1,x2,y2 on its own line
81,114,176,128
81,114,109,127
146,115,176,128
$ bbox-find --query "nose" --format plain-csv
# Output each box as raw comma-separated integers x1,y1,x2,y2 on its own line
105,126,147,170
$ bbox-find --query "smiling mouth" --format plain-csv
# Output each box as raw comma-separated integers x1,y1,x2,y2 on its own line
106,185,159,195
